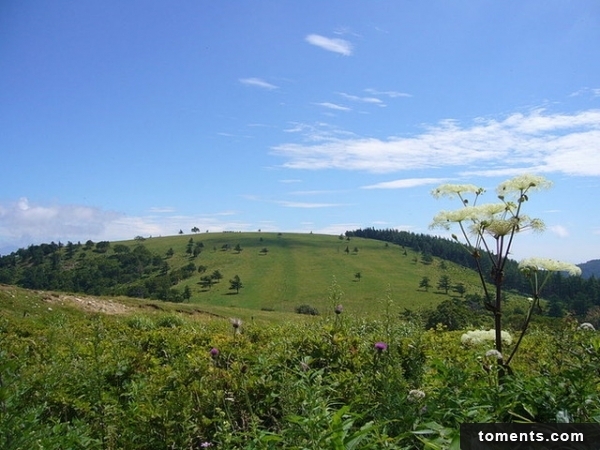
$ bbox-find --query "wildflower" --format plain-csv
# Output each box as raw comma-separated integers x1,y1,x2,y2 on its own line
200,442,213,448
485,349,503,360
461,329,513,346
578,322,596,331
407,389,426,403
431,184,483,200
518,258,582,277
209,347,219,358
496,174,552,196
556,410,572,423
334,304,343,315
230,318,243,333
374,341,388,352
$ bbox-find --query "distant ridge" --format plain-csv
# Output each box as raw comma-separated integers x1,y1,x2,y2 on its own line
578,259,600,279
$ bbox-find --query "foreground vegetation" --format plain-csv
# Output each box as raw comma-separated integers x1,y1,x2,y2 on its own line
1,285,599,449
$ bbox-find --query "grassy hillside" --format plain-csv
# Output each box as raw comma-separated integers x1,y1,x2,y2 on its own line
111,232,485,317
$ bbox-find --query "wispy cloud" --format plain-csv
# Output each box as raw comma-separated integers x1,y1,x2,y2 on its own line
272,109,600,176
305,34,353,56
362,178,447,189
315,102,351,111
148,206,176,213
339,92,385,107
569,87,600,98
239,77,278,90
277,201,343,208
365,88,411,98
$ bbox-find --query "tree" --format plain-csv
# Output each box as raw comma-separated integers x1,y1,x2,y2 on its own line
199,275,214,290
419,276,431,292
183,285,192,301
430,174,581,371
259,247,269,255
191,226,200,233
211,270,223,282
354,271,362,282
166,248,174,258
229,275,243,294
437,274,451,294
453,282,467,297
234,243,242,253
425,298,474,331
421,252,433,265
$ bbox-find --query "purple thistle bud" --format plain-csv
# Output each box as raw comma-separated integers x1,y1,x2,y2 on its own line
374,341,388,352
209,347,219,358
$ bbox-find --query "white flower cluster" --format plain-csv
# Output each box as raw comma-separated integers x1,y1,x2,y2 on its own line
496,174,552,195
485,349,503,360
578,322,596,331
518,258,582,277
407,389,426,403
431,184,483,199
461,329,513,346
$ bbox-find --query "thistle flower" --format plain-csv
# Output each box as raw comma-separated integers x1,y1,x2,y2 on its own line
374,341,388,352
209,347,219,358
407,389,426,403
518,258,582,276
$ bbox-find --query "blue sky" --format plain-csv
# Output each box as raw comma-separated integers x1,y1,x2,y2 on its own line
1,1,599,264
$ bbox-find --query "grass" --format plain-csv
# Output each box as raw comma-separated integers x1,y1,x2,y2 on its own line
114,231,486,317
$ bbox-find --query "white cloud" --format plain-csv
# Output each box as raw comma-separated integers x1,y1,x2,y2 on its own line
0,198,252,253
362,178,447,189
272,109,600,176
569,87,600,98
315,102,351,111
148,206,176,213
305,34,353,56
339,92,385,107
0,198,121,248
239,77,278,90
277,201,343,208
365,88,411,98
549,225,570,238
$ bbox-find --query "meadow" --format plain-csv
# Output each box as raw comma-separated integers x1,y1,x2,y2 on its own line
113,232,487,317
1,281,599,449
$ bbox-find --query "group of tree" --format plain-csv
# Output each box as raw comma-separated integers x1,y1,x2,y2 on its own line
348,227,600,319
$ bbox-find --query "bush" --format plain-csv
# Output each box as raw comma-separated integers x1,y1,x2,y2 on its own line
155,314,184,328
295,304,319,315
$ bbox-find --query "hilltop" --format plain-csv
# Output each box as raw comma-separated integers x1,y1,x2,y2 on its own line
0,232,487,318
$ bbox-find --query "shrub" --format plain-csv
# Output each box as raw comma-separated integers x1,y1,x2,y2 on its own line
295,304,319,316
155,314,184,328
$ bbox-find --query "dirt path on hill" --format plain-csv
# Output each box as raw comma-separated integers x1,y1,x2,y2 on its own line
41,292,134,315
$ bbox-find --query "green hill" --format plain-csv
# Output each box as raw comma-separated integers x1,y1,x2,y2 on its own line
1,232,489,318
